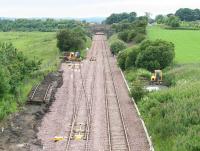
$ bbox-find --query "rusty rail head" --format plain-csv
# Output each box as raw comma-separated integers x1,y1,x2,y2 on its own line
43,84,52,102
30,84,40,101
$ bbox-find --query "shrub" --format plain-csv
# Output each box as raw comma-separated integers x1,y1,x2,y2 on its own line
110,40,127,55
135,27,146,34
118,30,129,42
134,34,146,43
128,30,137,41
117,50,127,70
165,15,180,27
163,73,176,86
125,48,139,69
0,66,10,98
131,80,147,102
136,40,175,71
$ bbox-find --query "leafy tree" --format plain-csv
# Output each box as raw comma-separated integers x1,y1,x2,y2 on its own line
118,30,129,42
128,30,137,41
128,12,137,22
175,8,200,21
136,40,175,71
125,48,139,69
57,29,72,51
110,40,127,55
56,28,86,52
165,15,180,27
134,34,146,43
105,12,137,24
155,15,166,24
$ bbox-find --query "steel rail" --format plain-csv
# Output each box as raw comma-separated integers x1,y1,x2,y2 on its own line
30,83,40,101
85,38,98,151
102,36,131,151
65,36,97,151
101,38,112,151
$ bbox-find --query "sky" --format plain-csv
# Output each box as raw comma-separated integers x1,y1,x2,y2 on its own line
0,0,199,18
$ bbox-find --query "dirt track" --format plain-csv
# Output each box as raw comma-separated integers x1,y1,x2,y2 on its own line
32,34,149,151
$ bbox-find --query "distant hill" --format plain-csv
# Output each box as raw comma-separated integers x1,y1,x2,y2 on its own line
76,17,106,23
0,17,106,23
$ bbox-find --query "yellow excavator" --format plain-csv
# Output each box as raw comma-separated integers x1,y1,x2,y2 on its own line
61,52,81,62
150,70,163,85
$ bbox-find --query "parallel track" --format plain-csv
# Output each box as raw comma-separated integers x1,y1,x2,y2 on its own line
30,83,52,103
65,36,97,151
101,35,131,151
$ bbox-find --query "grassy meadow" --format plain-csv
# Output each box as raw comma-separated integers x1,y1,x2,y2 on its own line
138,26,200,151
147,26,200,63
0,32,60,71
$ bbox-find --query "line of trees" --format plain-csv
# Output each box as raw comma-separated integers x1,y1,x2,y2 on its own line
155,8,200,28
175,8,200,21
105,12,137,24
0,18,84,32
107,14,148,55
155,15,181,27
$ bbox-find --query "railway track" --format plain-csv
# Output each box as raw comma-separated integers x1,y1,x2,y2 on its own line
35,34,150,151
101,35,131,151
30,83,52,104
65,36,98,151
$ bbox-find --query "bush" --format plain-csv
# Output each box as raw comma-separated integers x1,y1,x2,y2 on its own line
118,30,129,42
136,40,175,71
0,42,41,93
110,40,127,55
134,34,145,43
125,68,151,82
131,80,147,102
0,42,41,120
125,48,139,69
128,30,137,41
117,50,127,70
135,27,146,34
165,15,180,27
0,66,10,97
163,73,176,86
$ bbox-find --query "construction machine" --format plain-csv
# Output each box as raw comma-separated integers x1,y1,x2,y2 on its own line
150,70,163,85
61,52,81,62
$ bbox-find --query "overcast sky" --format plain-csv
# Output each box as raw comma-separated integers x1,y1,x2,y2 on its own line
0,0,199,18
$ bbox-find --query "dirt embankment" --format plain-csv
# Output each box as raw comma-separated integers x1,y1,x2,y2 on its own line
0,72,63,151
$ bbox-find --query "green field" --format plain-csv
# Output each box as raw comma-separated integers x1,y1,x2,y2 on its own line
147,26,200,63
0,32,60,71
